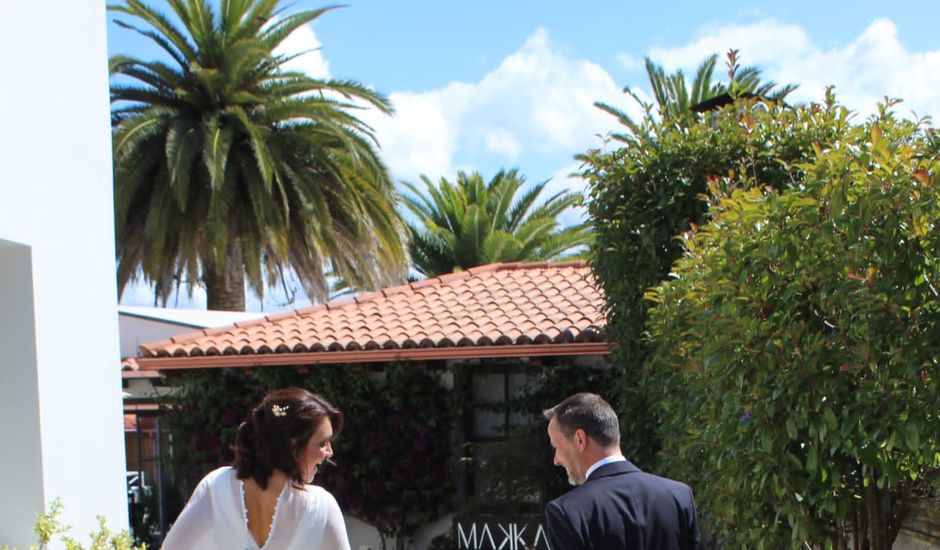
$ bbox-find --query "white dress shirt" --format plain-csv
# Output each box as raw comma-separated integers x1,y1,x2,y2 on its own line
585,455,627,481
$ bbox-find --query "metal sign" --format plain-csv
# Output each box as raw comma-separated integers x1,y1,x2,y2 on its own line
454,516,550,550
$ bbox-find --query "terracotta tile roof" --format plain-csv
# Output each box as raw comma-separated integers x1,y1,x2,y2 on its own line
138,262,606,365
121,357,161,379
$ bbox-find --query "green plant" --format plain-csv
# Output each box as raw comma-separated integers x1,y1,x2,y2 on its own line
402,169,592,277
581,80,854,468
0,499,146,550
109,0,407,310
33,499,69,549
646,101,940,548
596,49,797,130
332,365,454,549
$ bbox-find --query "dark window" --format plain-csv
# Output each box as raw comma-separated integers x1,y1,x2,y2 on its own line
471,369,539,440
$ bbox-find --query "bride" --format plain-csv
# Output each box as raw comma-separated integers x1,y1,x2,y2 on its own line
161,388,351,550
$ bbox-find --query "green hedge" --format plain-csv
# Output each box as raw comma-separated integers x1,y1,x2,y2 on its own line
583,87,940,547
646,101,940,548
581,90,854,468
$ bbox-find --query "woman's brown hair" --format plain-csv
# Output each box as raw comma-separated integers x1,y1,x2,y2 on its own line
233,387,343,489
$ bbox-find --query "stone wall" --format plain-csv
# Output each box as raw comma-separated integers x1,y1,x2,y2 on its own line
895,499,940,550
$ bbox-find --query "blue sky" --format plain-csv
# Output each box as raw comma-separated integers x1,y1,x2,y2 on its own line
109,0,940,311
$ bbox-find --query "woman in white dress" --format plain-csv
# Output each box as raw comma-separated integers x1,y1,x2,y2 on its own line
161,388,351,550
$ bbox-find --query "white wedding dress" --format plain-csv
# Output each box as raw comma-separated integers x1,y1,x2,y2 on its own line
161,467,351,550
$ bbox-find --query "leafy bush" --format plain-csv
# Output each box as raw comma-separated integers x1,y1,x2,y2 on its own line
0,499,145,550
646,103,940,548
323,364,454,548
581,87,854,467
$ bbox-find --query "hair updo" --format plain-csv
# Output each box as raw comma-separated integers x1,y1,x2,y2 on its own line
234,387,343,489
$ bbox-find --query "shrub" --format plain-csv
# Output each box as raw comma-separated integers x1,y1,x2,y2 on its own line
581,88,855,467
0,499,146,550
646,102,940,548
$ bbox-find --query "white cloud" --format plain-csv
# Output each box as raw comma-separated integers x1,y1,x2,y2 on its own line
363,28,641,183
616,53,641,71
647,18,940,120
275,22,330,79
648,20,813,72
472,29,626,153
545,162,591,227
367,91,454,183
778,19,940,120
484,129,522,159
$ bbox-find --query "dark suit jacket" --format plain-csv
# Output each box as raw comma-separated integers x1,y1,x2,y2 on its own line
544,460,701,550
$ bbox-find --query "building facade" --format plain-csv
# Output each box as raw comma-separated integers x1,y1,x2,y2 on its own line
0,1,127,545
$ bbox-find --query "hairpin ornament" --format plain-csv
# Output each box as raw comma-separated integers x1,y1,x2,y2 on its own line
271,404,289,417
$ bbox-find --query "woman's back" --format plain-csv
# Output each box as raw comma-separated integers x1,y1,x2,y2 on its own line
161,467,350,550
244,469,287,548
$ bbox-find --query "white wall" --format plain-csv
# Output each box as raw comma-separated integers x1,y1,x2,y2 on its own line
118,308,265,358
346,515,385,550
119,316,199,359
0,0,127,546
0,243,45,543
344,514,451,550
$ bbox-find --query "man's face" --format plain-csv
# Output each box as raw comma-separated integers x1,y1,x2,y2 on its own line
548,418,583,485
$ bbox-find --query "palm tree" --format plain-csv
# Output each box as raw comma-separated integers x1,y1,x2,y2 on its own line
642,53,723,120
596,50,798,139
110,0,408,310
402,169,593,277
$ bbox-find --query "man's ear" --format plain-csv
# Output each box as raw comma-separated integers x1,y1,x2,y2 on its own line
574,428,588,451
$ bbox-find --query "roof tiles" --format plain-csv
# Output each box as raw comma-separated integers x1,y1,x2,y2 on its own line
140,262,605,359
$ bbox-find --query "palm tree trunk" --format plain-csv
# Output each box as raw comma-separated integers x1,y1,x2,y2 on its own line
203,239,246,311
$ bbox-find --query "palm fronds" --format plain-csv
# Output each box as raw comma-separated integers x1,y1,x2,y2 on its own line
111,0,407,309
402,170,593,277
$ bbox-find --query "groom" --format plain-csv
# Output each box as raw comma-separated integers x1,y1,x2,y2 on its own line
543,393,702,549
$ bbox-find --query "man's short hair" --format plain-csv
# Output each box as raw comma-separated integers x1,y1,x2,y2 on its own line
543,392,620,449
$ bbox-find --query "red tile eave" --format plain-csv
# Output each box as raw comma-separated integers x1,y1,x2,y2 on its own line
124,403,161,412
122,370,162,380
135,342,611,372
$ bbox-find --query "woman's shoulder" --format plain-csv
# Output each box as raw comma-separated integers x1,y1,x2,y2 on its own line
193,465,237,490
204,465,237,481
273,484,347,545
298,483,338,501
292,484,341,512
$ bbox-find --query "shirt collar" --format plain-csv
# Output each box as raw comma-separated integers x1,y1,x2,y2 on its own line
585,455,627,480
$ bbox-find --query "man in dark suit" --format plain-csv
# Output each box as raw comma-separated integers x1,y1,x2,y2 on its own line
543,393,702,550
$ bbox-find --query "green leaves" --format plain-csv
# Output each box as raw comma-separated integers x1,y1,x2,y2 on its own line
905,424,921,451
164,117,199,208
402,169,593,277
201,114,233,193
110,0,407,308
639,100,940,547
823,407,838,434
597,51,797,132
